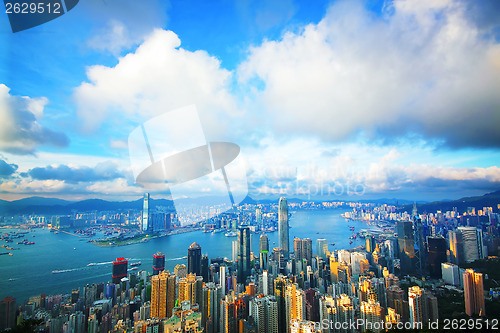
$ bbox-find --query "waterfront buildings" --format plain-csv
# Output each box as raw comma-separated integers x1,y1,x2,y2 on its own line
152,252,165,275
112,258,128,284
187,242,202,276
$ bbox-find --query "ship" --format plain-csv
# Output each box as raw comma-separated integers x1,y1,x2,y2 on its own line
225,231,237,237
130,261,141,267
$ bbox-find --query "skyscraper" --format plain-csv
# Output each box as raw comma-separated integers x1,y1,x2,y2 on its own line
201,255,209,282
151,270,176,319
142,193,150,232
112,258,128,284
188,242,202,276
397,221,415,274
427,237,447,278
259,234,269,253
256,208,262,228
220,265,226,295
237,225,251,284
294,238,313,264
463,269,485,316
316,239,328,260
179,274,203,307
448,230,464,265
152,252,165,275
259,234,269,271
0,297,16,331
278,197,289,260
458,227,479,263
408,286,423,327
366,236,376,254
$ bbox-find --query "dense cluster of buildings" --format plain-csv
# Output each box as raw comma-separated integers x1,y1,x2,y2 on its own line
1,197,498,332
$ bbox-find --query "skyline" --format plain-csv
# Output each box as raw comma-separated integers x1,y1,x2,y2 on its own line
1,0,500,202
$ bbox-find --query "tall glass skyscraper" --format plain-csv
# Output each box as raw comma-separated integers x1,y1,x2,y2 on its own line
237,225,251,283
397,221,415,274
259,234,269,271
187,242,202,276
278,197,289,259
142,193,150,232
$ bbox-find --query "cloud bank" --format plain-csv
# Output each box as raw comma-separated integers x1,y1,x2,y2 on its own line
238,0,500,149
0,84,69,155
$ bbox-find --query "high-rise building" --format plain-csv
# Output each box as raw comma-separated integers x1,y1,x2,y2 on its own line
0,297,16,331
150,270,176,319
219,265,226,295
285,282,305,333
232,240,238,262
174,264,187,279
274,276,287,333
202,282,222,333
112,258,128,284
251,296,278,333
463,269,485,317
294,238,313,264
350,252,367,276
458,227,480,263
259,234,269,271
179,274,203,307
188,242,202,276
142,193,150,232
441,263,460,286
201,255,209,282
360,299,383,333
237,225,251,283
427,237,447,278
316,239,328,260
448,230,464,265
366,236,376,254
256,208,263,228
259,234,269,253
150,212,171,233
152,252,165,275
278,197,289,260
397,221,415,274
408,286,423,327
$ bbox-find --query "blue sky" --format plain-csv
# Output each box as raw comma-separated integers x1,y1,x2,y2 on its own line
0,0,499,202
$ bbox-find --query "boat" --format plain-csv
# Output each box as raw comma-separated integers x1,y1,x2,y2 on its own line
182,256,188,259
330,243,335,246
130,261,141,267
130,267,138,271
225,231,237,237
349,240,353,244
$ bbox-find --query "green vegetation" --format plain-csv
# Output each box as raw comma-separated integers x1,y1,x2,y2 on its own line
460,257,500,290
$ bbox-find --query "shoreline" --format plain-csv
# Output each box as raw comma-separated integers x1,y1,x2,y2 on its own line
91,227,203,247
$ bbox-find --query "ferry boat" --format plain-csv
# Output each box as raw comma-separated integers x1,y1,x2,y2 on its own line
130,261,141,267
225,231,237,237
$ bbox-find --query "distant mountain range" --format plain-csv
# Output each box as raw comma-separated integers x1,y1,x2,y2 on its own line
1,191,499,216
400,190,500,214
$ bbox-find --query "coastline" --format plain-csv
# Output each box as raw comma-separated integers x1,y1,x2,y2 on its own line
91,227,203,247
